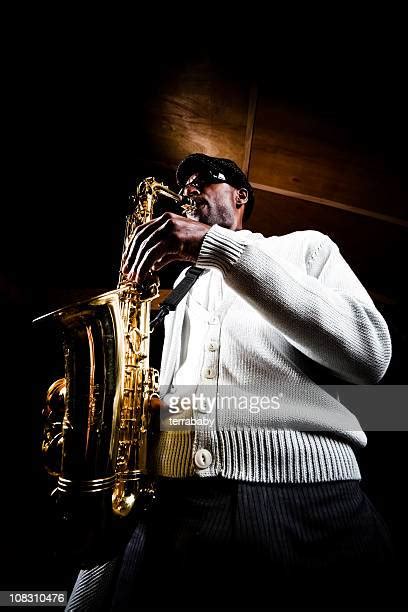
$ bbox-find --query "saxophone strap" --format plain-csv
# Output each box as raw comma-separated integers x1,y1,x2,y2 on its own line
150,265,205,331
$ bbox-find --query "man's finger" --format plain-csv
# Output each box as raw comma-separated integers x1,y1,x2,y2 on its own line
152,254,179,271
126,220,173,276
129,240,168,283
124,213,178,271
124,218,165,271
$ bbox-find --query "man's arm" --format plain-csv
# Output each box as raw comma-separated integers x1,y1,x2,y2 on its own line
196,225,392,384
122,212,391,384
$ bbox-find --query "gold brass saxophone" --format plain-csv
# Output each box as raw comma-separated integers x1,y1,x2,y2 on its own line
34,178,196,539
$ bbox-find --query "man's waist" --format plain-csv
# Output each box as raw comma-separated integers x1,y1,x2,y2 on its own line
151,428,361,483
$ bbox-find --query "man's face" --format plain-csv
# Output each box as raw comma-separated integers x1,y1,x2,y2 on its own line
181,172,244,230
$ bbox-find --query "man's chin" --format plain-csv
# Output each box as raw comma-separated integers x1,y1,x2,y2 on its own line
186,200,211,222
186,209,211,224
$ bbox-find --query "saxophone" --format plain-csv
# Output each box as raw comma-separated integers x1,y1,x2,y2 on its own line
34,178,196,555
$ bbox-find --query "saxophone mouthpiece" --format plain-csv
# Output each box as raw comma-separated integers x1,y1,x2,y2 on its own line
180,196,198,215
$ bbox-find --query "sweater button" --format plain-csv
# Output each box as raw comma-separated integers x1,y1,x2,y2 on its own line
202,366,216,379
194,449,212,469
207,341,218,352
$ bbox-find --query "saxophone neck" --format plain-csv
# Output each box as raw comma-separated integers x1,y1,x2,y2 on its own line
118,177,197,288
137,177,197,214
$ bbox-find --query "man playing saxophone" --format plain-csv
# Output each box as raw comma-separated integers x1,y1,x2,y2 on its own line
80,153,394,608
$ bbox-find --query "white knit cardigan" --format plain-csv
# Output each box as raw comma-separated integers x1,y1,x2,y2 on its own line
154,225,392,483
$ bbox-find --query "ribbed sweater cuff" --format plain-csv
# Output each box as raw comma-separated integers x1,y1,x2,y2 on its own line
196,224,247,274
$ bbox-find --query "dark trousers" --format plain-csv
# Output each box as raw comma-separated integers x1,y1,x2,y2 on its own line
111,477,394,609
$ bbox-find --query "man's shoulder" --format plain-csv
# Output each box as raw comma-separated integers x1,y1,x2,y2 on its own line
253,229,336,264
272,228,331,245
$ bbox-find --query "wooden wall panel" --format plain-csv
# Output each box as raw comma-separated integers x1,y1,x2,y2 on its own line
246,189,406,301
249,98,407,221
134,59,251,172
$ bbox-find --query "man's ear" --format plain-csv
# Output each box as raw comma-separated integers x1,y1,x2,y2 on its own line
236,188,249,208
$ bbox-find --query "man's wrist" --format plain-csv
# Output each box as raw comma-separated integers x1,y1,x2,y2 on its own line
196,224,248,274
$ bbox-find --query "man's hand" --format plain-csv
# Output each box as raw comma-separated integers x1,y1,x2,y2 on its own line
123,212,210,284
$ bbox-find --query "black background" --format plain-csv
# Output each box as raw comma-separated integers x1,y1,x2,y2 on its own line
2,11,407,609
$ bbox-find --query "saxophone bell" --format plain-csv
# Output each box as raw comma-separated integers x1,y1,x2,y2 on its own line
34,177,185,563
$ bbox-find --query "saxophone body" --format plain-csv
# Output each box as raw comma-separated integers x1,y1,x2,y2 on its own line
35,178,195,558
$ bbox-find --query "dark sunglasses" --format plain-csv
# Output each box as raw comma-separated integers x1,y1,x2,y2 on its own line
178,170,227,194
